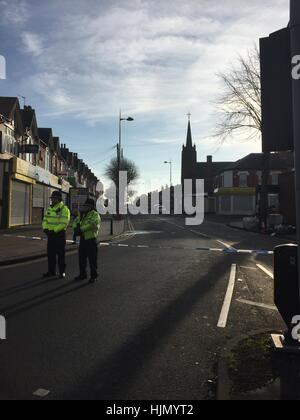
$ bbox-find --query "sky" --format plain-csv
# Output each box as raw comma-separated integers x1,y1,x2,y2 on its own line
0,0,290,193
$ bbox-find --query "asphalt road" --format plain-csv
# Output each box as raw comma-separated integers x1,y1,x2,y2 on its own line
0,215,289,400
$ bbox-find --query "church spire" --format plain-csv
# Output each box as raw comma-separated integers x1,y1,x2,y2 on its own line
186,113,193,148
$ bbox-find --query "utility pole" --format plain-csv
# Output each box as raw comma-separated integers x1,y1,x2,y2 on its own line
117,110,134,215
290,0,300,302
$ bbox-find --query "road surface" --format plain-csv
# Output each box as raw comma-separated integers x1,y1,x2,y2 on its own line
0,215,287,400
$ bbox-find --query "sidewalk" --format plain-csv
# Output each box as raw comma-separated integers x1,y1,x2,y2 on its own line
0,218,126,267
217,331,300,400
228,220,297,242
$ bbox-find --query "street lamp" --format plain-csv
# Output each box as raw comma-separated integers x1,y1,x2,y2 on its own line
164,160,173,187
119,111,134,154
117,111,134,215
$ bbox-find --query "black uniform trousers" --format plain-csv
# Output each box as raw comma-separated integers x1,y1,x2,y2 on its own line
47,232,66,275
79,238,98,279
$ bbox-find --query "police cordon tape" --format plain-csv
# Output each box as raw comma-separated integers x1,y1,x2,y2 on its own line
2,234,273,256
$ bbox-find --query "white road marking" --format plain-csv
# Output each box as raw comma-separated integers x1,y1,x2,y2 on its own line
216,240,234,249
236,298,277,311
33,389,50,398
217,264,237,329
256,264,274,279
237,249,255,254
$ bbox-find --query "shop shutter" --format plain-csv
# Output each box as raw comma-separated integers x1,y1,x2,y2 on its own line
33,184,44,208
11,181,31,226
221,196,231,213
233,196,254,213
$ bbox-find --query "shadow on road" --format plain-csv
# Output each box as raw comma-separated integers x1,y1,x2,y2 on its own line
0,277,56,298
63,245,252,400
0,282,89,318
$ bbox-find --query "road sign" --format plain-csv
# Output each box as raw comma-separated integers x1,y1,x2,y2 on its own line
70,188,89,215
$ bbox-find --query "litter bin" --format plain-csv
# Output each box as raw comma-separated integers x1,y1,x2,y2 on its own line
274,244,300,341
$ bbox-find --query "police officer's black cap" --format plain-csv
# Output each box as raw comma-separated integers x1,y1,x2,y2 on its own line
51,191,63,199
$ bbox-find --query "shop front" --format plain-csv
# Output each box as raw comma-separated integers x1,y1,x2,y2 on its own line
7,158,63,227
9,159,36,227
32,166,64,225
215,187,256,216
0,157,71,228
0,157,12,229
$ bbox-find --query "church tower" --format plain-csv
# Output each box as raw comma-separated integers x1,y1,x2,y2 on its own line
181,115,197,185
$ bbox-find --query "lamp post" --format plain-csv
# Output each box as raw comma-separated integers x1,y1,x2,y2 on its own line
291,0,300,302
164,160,173,187
117,110,134,215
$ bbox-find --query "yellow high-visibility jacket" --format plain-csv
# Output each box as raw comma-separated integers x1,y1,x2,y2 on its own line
42,202,70,234
73,210,101,241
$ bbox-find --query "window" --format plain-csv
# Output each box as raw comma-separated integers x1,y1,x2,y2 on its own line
45,149,50,171
0,125,16,154
271,173,279,185
268,194,279,211
239,173,248,187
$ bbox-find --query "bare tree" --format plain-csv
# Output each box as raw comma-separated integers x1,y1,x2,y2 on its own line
105,157,140,187
215,46,270,229
214,46,262,143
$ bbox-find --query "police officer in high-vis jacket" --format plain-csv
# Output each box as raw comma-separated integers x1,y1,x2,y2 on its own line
42,191,70,279
73,199,101,284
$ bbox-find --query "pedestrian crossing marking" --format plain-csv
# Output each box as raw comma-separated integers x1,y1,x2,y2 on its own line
256,264,274,278
236,298,277,311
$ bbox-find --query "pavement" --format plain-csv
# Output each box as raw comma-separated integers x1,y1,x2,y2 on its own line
0,214,292,400
0,218,125,266
227,218,297,243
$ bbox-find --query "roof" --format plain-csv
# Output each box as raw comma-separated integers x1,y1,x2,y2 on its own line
221,153,294,172
186,120,193,149
20,106,35,129
38,128,54,149
52,137,61,156
0,97,23,135
0,97,19,120
197,161,234,179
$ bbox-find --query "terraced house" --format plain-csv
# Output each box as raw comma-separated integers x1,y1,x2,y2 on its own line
0,97,98,228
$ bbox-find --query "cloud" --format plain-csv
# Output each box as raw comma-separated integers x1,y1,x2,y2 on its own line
0,0,29,25
22,32,44,57
17,0,289,140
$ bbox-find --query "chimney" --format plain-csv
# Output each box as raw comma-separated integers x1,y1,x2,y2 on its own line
207,155,213,164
